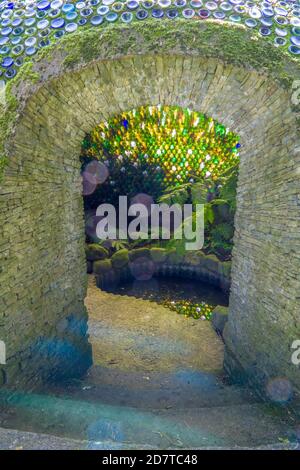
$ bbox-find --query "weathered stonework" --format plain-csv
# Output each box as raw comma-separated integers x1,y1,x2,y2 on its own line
90,247,231,293
0,21,299,399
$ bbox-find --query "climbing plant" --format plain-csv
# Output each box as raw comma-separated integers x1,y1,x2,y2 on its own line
157,164,239,260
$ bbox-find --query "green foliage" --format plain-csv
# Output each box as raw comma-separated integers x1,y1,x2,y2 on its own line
99,239,129,253
209,223,234,258
158,184,190,206
204,204,215,225
211,223,234,242
191,182,209,204
93,164,238,260
156,164,238,260
217,164,239,213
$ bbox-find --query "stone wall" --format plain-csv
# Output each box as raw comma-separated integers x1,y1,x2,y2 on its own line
0,22,299,399
0,128,92,388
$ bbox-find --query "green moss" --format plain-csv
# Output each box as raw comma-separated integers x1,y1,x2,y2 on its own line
0,84,18,183
211,305,229,334
14,62,40,86
167,248,184,264
212,305,229,316
22,19,300,88
201,253,220,270
184,250,206,265
0,64,40,182
150,248,167,264
85,243,109,261
111,249,129,269
219,260,232,279
56,20,300,89
128,247,151,261
93,258,112,274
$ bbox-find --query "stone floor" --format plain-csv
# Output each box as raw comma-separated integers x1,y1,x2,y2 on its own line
0,276,298,449
86,276,224,374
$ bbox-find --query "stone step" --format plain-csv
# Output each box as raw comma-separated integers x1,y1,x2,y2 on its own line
0,426,297,451
0,387,296,449
44,366,258,410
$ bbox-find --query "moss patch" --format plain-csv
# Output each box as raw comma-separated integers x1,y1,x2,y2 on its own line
150,248,167,264
52,20,300,88
85,244,109,261
111,249,129,269
184,250,206,266
93,259,112,274
167,249,184,265
0,88,17,183
128,248,151,262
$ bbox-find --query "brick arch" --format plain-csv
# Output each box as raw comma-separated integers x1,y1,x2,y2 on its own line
0,30,299,397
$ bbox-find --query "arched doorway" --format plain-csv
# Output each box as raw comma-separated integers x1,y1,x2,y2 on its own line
0,22,299,403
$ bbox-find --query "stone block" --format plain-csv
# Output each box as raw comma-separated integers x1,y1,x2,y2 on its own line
111,249,129,269
93,259,112,275
211,305,229,335
128,248,150,262
85,244,109,261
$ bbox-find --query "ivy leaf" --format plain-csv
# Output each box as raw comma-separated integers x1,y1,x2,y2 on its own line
204,204,215,225
210,198,229,206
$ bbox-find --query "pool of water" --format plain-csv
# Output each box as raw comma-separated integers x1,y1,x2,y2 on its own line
101,276,229,320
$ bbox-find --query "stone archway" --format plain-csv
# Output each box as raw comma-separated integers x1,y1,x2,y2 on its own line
0,22,299,399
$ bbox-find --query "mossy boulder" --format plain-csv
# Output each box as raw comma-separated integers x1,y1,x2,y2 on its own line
85,244,109,261
184,250,206,266
128,248,151,262
93,259,112,275
150,248,167,264
219,261,232,280
167,249,184,265
200,253,219,273
96,269,120,289
111,249,129,269
211,306,229,335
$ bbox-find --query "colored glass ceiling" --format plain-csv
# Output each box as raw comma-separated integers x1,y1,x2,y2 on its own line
82,105,240,186
0,0,299,86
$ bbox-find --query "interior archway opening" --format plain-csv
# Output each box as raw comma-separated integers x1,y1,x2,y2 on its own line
80,104,240,375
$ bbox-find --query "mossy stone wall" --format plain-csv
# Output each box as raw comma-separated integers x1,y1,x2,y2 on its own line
0,22,299,398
